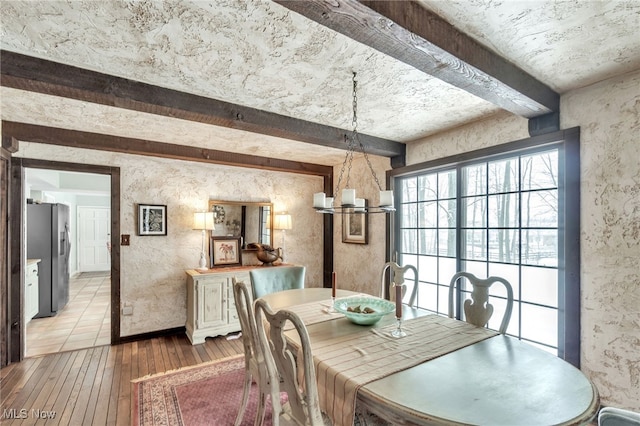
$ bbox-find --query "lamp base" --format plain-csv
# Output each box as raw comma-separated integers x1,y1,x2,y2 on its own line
196,251,208,271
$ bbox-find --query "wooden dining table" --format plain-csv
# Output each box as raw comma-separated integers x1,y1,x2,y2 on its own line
259,288,600,426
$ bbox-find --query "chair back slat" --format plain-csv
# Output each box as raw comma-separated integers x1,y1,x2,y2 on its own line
448,271,514,334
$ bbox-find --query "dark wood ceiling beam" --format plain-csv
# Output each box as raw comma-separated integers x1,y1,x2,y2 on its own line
275,0,559,117
1,121,333,177
0,50,405,164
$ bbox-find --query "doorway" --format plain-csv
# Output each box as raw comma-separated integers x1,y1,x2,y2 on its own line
24,168,112,357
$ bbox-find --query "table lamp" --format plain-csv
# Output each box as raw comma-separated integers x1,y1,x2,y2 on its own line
193,211,215,271
274,213,292,261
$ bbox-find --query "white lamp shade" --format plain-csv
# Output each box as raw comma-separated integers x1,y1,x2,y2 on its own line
193,212,215,230
274,214,292,230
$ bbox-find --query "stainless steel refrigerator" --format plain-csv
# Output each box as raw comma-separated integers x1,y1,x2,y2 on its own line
27,202,71,317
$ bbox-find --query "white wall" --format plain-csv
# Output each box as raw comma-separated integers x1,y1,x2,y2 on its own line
400,70,640,410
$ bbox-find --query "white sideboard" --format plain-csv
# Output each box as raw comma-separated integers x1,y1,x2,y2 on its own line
185,267,251,345
25,259,41,323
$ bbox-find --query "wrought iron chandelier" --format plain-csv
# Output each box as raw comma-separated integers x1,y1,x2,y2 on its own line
313,72,395,214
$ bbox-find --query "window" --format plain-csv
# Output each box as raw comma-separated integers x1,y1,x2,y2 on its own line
391,129,580,366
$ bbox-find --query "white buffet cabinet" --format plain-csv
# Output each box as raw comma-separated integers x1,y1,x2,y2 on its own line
185,267,251,345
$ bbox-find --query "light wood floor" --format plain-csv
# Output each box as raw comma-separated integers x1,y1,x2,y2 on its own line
0,334,244,425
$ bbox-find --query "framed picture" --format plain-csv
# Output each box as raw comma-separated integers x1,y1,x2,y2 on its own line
210,236,242,267
342,200,368,244
137,204,167,236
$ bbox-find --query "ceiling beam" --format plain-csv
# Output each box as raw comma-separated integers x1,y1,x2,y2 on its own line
0,50,405,164
275,0,559,118
1,121,333,177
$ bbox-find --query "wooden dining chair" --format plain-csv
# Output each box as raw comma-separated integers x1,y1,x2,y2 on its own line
380,261,418,307
250,265,305,299
254,298,331,426
232,278,282,426
448,271,514,334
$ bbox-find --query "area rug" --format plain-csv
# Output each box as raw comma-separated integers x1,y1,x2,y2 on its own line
132,355,287,426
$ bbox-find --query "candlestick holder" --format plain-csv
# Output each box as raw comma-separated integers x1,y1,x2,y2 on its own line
391,316,406,338
390,281,406,338
325,295,337,313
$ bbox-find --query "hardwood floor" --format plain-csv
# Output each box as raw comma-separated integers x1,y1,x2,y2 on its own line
0,333,244,425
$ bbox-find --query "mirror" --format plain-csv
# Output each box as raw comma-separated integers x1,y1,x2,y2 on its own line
208,200,273,249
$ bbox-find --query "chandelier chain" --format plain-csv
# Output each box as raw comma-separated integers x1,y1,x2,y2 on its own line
332,71,384,199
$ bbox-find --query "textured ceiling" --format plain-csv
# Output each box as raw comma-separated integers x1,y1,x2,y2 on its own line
1,0,639,166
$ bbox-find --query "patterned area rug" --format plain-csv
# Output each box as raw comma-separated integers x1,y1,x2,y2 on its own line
132,355,286,426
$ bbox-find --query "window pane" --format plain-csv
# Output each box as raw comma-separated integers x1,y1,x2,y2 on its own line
439,257,458,285
401,177,418,202
463,196,486,227
521,266,558,307
418,255,438,283
522,229,557,266
488,263,520,300
488,193,519,228
401,202,417,228
401,229,417,253
522,190,558,227
505,302,520,336
488,229,519,263
438,229,456,257
417,282,438,312
438,199,456,228
418,229,438,255
521,303,558,347
437,283,450,315
463,164,486,196
462,230,487,260
488,158,518,194
439,170,456,199
462,260,487,278
521,150,558,191
418,174,438,201
418,201,437,228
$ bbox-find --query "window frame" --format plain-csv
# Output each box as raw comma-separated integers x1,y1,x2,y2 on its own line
386,128,581,367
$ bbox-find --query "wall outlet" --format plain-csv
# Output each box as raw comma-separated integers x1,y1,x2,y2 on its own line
122,305,133,316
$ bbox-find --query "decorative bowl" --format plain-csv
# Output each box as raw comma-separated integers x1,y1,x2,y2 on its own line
334,297,395,325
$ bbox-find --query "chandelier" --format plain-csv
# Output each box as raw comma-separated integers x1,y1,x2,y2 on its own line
313,72,395,214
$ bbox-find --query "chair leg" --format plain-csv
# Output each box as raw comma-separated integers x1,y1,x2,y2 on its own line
234,370,253,426
254,389,267,426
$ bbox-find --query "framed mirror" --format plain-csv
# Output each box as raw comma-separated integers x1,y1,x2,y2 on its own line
208,200,273,249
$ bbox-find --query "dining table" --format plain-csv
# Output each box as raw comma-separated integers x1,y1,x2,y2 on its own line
258,288,600,426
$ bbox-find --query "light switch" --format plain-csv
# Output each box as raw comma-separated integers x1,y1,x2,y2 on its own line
121,234,130,246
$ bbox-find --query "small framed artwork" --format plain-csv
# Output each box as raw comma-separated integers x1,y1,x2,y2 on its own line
210,236,242,267
342,200,368,244
137,204,167,236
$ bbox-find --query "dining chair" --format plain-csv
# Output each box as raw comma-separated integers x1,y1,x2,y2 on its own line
254,298,331,426
380,261,418,307
250,265,305,299
598,406,640,426
232,278,282,426
448,271,514,334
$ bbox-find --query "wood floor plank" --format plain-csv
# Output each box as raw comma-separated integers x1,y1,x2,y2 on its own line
49,349,89,423
105,344,123,426
115,341,132,426
55,348,93,425
0,334,243,425
92,343,118,425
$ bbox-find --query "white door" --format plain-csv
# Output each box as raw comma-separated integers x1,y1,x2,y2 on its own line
78,207,111,272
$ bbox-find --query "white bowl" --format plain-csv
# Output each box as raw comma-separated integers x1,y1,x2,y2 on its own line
334,297,395,325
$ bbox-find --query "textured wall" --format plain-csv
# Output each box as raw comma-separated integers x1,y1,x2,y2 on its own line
406,71,640,410
16,142,324,336
562,69,640,409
